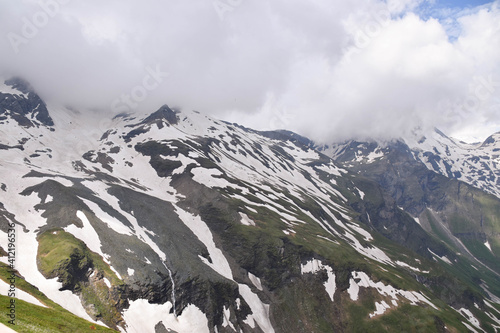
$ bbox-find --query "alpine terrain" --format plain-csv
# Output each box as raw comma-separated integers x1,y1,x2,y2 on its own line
0,77,499,332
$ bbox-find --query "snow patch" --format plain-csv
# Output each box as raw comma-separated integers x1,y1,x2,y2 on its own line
67,211,105,258
369,301,391,318
347,271,438,312
323,266,336,301
395,261,423,272
458,308,483,332
301,259,323,274
347,223,373,241
428,249,452,265
239,212,255,226
0,278,47,308
175,206,233,280
81,198,134,236
0,323,18,333
191,167,232,189
347,279,360,301
123,300,209,333
103,278,111,288
366,150,384,163
246,206,258,214
301,259,336,301
248,272,263,291
222,306,236,331
239,284,274,333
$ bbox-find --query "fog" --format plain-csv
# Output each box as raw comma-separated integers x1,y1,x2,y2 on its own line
0,0,499,143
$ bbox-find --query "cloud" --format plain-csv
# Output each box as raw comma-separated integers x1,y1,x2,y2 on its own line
0,0,498,143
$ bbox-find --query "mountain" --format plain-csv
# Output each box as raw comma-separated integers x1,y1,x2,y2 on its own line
0,78,499,332
405,129,500,199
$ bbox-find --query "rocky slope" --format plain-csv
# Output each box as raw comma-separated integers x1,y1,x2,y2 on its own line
0,78,499,332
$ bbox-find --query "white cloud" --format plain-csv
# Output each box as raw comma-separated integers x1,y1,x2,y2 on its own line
0,0,498,143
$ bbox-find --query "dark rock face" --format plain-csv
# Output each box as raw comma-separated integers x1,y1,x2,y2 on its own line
0,77,54,127
141,104,179,126
327,138,500,310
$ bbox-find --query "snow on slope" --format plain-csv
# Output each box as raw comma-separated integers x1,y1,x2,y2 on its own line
3,80,485,331
405,129,500,198
347,271,437,314
0,278,46,307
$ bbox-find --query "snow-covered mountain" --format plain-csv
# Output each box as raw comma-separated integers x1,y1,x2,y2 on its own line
407,129,500,199
1,78,499,332
325,128,500,199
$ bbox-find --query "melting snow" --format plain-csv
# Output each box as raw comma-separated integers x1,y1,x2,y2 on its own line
103,278,111,288
369,301,391,318
458,308,483,332
14,231,99,324
395,261,424,272
301,259,336,301
239,284,274,333
301,259,323,274
365,150,384,163
323,266,336,301
222,306,236,331
347,223,373,241
246,206,258,213
175,206,233,280
0,323,17,333
347,279,360,301
123,300,209,333
191,167,233,189
67,211,105,258
347,271,437,314
239,212,255,226
428,249,452,265
248,272,263,291
81,198,133,236
0,278,47,308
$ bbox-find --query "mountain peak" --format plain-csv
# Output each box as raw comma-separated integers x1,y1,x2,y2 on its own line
0,77,54,128
4,76,34,94
481,132,500,148
141,104,179,126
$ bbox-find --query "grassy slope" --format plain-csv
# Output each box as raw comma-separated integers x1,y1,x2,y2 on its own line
217,184,473,332
36,229,124,328
0,263,117,332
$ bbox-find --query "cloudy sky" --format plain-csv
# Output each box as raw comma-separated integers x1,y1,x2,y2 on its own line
0,0,499,143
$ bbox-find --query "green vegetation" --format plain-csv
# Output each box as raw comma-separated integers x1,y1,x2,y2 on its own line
37,229,121,286
0,295,117,332
37,228,123,329
0,264,116,332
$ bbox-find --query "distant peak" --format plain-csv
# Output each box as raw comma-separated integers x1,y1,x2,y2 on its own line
481,132,500,148
433,128,449,139
4,77,34,94
142,104,179,125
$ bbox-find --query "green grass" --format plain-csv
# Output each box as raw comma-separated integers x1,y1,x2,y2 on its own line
0,295,117,332
36,228,124,328
37,229,121,286
0,263,116,332
461,239,500,273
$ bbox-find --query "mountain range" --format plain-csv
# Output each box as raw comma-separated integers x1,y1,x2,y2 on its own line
0,77,499,332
